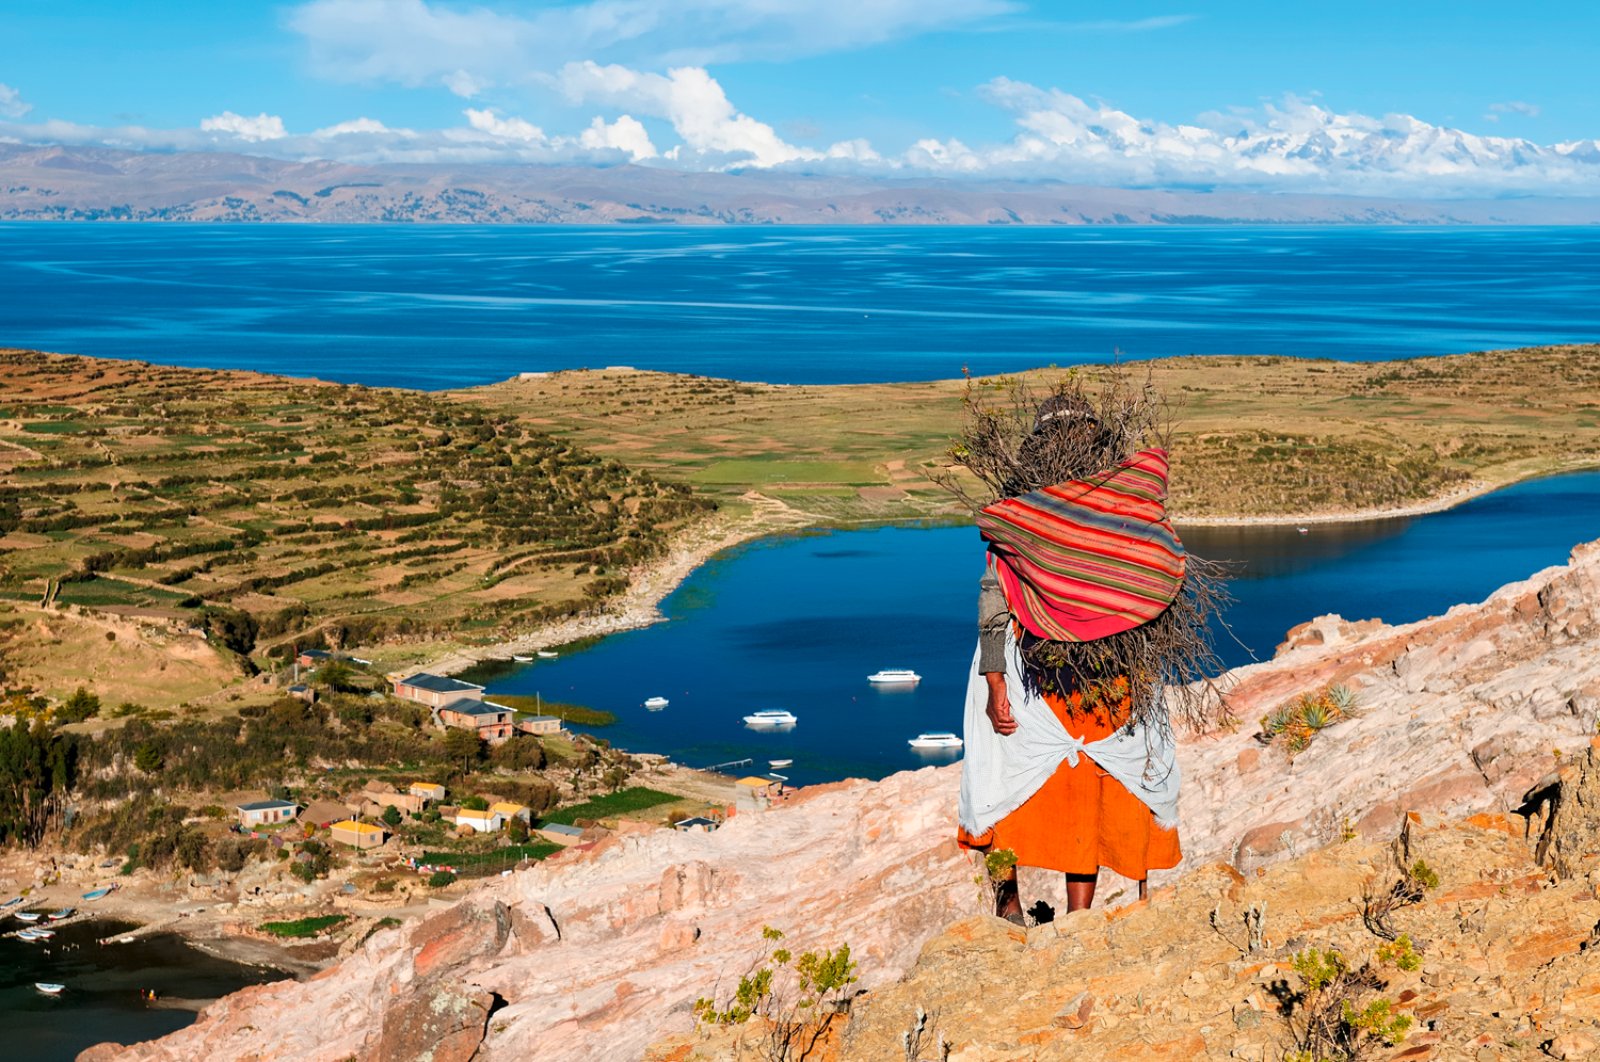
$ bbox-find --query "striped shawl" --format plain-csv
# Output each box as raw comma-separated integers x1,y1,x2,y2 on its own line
978,448,1186,643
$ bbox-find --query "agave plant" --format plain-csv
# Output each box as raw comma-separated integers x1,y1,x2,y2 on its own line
1326,684,1359,715
1299,700,1335,731
1261,704,1297,737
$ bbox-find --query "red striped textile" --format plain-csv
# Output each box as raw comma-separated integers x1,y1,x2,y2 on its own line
978,448,1186,642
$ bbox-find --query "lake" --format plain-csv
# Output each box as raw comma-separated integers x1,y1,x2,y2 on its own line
0,918,288,1062
464,471,1600,787
3,225,1598,388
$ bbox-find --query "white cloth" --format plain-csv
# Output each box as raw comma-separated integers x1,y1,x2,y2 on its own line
957,630,1180,836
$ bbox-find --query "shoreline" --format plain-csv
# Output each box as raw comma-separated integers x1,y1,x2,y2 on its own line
420,469,1589,679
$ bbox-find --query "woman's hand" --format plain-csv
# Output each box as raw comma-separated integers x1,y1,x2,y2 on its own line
984,673,1018,736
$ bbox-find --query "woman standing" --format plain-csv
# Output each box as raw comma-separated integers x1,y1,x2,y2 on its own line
944,384,1224,923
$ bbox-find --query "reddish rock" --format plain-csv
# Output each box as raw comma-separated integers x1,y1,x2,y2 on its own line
365,982,493,1062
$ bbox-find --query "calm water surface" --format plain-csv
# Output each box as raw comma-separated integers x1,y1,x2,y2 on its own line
1,918,288,1062
465,472,1600,786
4,225,1598,388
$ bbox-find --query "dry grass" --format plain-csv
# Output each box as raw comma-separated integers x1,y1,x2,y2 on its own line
468,345,1600,521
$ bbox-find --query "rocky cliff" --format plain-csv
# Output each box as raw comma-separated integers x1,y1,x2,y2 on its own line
82,541,1600,1061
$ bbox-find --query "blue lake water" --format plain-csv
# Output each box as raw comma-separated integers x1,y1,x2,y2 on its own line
463,471,1600,787
0,918,288,1062
3,224,1598,388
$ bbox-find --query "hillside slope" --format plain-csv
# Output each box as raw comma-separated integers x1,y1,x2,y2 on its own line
80,540,1600,1061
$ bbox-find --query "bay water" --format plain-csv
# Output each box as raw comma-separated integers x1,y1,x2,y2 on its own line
465,470,1600,787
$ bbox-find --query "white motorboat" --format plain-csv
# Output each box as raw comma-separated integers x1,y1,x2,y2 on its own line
768,758,794,769
644,696,670,709
536,650,559,659
867,668,921,685
908,732,964,750
15,911,42,922
743,709,797,727
35,982,65,995
511,655,533,662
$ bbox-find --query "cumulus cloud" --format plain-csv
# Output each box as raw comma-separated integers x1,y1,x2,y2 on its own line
464,107,545,142
200,111,287,141
580,114,657,160
0,82,31,119
314,116,399,136
287,0,1015,95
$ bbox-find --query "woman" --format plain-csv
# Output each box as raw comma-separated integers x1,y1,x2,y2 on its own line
955,395,1185,922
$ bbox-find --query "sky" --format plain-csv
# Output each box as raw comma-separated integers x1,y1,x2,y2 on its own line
2,0,1599,195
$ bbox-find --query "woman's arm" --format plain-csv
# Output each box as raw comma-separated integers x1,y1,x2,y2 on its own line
979,568,1017,735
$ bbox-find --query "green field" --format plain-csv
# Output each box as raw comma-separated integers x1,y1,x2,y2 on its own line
542,786,681,825
259,914,348,938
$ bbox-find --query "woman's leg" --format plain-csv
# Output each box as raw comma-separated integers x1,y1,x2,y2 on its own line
1064,872,1096,912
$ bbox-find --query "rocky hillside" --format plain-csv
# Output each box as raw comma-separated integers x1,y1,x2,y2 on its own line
81,541,1600,1061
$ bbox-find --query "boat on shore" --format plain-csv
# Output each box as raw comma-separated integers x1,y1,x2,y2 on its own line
867,668,921,685
644,696,670,709
908,732,963,750
18,927,55,940
48,907,74,920
82,887,114,901
743,709,798,728
35,983,65,995
15,911,42,922
537,650,559,659
511,655,533,662
2,896,22,908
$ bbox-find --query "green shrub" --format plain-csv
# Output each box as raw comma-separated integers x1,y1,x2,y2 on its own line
259,914,347,938
427,870,456,887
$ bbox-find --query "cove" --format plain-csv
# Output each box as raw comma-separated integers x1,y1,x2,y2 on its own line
1,919,288,1062
466,471,1600,787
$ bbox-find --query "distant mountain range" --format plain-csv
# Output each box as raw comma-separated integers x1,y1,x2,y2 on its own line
4,143,1599,225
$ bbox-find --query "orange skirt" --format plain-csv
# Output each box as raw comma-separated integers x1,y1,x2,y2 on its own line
959,687,1180,879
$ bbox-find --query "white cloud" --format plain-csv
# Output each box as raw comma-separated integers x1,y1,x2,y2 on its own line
313,116,398,137
580,114,657,160
200,111,288,141
1484,100,1540,123
287,0,1016,94
0,83,31,119
464,108,545,142
559,61,875,168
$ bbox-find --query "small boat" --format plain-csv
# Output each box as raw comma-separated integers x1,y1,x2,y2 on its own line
743,709,798,727
1296,526,1310,534
768,758,793,769
537,650,558,659
16,929,46,941
35,982,65,995
644,696,670,709
2,896,22,907
868,668,921,685
83,887,113,901
908,732,964,750
512,655,533,662
15,911,42,922
48,907,74,920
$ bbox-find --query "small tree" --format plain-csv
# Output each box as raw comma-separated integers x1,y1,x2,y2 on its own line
427,870,456,888
56,686,101,725
507,815,529,843
132,742,163,773
443,727,483,772
460,795,488,811
381,804,402,828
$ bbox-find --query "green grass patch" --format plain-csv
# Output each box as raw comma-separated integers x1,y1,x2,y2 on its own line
419,842,561,872
543,786,679,826
258,914,348,938
688,459,879,486
490,694,615,727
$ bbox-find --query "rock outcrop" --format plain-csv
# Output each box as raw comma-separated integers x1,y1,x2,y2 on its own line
83,542,1600,1061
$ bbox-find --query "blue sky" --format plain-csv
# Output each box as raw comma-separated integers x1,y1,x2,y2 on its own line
3,1,1598,194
